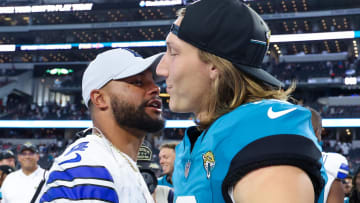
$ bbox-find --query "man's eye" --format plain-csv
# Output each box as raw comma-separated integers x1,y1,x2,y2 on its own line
169,51,178,56
167,48,178,56
130,80,143,86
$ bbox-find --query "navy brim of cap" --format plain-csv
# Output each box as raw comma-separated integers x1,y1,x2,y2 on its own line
235,63,284,88
20,147,37,153
3,154,14,159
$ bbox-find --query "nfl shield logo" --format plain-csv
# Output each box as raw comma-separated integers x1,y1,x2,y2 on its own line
185,160,191,178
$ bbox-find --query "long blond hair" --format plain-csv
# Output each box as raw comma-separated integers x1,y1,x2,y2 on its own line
197,51,295,129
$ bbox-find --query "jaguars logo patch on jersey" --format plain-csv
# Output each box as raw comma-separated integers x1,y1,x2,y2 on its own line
202,151,215,179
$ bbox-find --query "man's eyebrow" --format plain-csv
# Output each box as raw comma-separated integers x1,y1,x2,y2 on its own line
137,72,145,76
166,41,181,51
117,72,145,81
166,41,177,47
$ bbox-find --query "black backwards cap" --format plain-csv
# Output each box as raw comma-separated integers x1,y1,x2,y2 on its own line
170,0,284,87
20,142,38,153
0,165,15,175
0,150,15,160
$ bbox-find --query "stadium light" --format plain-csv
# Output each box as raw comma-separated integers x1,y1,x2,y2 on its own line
0,120,93,128
78,43,107,50
46,68,74,76
0,119,359,128
9,30,360,51
270,31,356,43
165,120,196,128
18,41,166,51
322,119,360,127
20,44,73,51
111,41,166,48
0,45,16,52
0,120,196,128
344,77,357,85
0,3,93,14
139,0,182,7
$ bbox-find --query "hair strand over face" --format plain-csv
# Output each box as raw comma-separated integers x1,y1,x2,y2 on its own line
197,50,295,130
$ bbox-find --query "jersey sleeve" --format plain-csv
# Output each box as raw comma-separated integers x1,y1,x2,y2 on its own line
219,103,324,202
38,138,119,203
322,152,349,180
222,134,323,200
39,165,118,203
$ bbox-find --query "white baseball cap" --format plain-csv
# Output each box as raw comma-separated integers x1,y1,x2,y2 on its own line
82,48,164,107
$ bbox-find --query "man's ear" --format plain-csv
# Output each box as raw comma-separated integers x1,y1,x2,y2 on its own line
208,63,219,80
90,89,109,110
35,154,40,162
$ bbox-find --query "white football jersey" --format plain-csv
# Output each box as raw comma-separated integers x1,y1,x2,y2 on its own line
322,152,349,203
37,133,154,203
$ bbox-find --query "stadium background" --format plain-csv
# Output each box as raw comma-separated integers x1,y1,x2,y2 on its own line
0,0,359,174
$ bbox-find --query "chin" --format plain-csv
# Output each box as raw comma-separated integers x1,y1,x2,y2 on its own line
146,110,162,120
148,112,160,118
170,104,191,114
169,102,181,113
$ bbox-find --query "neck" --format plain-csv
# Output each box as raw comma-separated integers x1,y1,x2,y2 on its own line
166,174,173,184
195,93,211,121
22,165,38,175
93,119,146,162
196,111,208,123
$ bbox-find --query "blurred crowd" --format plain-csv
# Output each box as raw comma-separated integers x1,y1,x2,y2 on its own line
0,100,90,120
266,57,360,82
0,97,359,120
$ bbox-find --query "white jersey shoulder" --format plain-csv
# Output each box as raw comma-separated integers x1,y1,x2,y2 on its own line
322,152,349,180
322,152,349,203
37,134,154,203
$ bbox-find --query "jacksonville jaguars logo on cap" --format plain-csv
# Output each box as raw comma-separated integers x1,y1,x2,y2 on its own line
202,151,215,179
266,30,271,49
266,31,271,44
191,0,201,5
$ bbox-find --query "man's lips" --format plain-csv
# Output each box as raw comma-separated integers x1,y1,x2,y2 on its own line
146,98,162,110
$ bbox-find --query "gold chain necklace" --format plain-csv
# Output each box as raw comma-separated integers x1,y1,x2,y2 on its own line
86,127,151,203
109,142,138,172
92,127,138,172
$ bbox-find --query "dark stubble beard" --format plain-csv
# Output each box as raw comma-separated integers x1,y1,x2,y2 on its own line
111,96,165,134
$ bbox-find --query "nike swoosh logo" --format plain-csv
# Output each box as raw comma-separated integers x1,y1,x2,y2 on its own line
59,153,81,165
267,107,297,119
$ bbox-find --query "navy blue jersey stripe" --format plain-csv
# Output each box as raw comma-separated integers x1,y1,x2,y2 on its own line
168,189,174,203
47,166,114,184
337,171,348,179
340,163,349,171
40,184,119,203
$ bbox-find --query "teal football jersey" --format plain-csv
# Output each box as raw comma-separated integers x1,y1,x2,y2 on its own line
158,175,173,188
173,99,325,203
